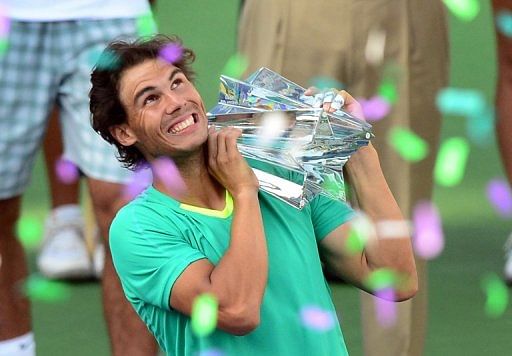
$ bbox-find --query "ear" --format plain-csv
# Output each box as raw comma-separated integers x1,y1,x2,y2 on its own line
109,123,138,147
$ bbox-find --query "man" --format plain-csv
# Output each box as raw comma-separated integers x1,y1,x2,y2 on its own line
0,1,158,355
90,34,417,355
238,1,448,354
492,0,512,284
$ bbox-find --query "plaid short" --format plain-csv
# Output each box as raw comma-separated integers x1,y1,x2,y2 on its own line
0,18,142,199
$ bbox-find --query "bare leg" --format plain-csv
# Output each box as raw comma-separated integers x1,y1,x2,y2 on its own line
0,197,31,340
43,107,80,208
86,178,158,356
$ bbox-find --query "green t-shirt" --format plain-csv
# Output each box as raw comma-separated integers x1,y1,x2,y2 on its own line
110,162,355,356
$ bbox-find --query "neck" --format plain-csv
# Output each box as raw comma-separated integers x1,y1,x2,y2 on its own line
152,148,225,210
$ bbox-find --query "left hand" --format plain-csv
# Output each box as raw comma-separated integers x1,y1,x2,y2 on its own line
304,87,365,120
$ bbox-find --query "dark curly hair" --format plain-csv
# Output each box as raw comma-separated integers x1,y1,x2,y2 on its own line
90,34,196,170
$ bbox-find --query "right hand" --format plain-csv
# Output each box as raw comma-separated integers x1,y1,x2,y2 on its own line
207,126,259,198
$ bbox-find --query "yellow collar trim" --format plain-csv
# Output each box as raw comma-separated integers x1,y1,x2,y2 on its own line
179,190,233,218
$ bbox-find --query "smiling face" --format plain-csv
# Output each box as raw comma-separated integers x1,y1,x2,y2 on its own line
112,59,208,162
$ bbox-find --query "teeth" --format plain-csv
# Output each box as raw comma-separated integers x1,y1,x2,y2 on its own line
170,116,194,134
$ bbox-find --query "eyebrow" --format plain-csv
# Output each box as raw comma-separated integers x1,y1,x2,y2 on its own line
133,68,184,106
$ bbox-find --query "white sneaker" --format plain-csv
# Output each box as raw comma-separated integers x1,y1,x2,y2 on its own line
37,205,93,280
504,233,512,285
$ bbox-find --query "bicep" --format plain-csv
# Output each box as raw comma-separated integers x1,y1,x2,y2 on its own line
169,258,215,315
319,222,371,291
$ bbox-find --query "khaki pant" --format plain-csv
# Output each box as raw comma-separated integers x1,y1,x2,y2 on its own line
239,1,449,355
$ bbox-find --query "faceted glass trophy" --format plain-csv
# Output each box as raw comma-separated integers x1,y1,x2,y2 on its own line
207,67,373,209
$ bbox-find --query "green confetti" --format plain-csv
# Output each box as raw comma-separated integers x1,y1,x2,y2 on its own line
481,273,509,318
388,127,429,162
364,268,399,291
0,38,8,56
377,79,398,104
434,137,470,187
22,275,71,302
442,0,480,22
221,53,248,79
136,12,158,37
191,293,219,337
16,215,43,248
345,229,366,254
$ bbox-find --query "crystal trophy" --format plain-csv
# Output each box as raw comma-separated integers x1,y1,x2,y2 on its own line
207,67,373,209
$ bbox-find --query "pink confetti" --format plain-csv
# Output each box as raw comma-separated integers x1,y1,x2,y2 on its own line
412,201,444,259
158,43,183,64
0,15,10,37
123,168,152,200
374,288,397,327
358,96,391,121
487,179,512,218
152,157,187,198
300,305,336,332
55,157,79,184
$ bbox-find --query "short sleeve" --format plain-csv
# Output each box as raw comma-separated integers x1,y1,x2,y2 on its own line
109,206,206,311
309,194,356,242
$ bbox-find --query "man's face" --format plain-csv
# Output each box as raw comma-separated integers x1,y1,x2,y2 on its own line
116,59,208,161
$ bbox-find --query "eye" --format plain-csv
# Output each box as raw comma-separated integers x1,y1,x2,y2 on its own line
143,94,159,106
171,78,184,90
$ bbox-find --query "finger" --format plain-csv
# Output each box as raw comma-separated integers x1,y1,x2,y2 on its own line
207,126,218,162
225,128,242,158
313,93,324,108
340,90,365,119
217,127,231,161
322,90,336,112
304,86,319,96
331,94,345,111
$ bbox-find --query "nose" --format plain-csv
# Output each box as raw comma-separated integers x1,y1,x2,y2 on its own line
163,91,187,116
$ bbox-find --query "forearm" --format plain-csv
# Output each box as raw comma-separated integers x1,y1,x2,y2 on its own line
209,190,268,328
345,144,417,290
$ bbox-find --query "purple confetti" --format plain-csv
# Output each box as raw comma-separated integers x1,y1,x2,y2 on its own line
152,157,187,198
300,305,336,332
0,14,10,37
486,179,512,218
159,43,184,64
412,201,444,259
123,168,153,200
196,349,225,356
358,96,391,121
55,157,79,184
374,288,397,327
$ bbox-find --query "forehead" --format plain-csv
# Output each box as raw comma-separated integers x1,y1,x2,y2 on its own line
119,59,178,101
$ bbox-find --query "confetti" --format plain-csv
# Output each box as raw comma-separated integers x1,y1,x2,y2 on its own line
88,48,121,70
365,28,386,66
22,275,71,302
300,305,336,332
122,168,152,200
159,43,184,64
442,0,480,22
191,293,218,337
365,268,398,291
412,200,444,259
467,106,494,145
55,157,80,184
377,78,398,104
481,273,509,318
16,215,43,248
436,87,486,117
308,76,344,91
152,157,187,198
0,37,8,56
359,96,391,121
221,53,248,79
197,349,225,356
136,12,158,37
0,11,10,37
387,127,429,162
374,288,397,327
434,137,470,187
486,179,512,218
345,212,376,254
496,9,512,37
